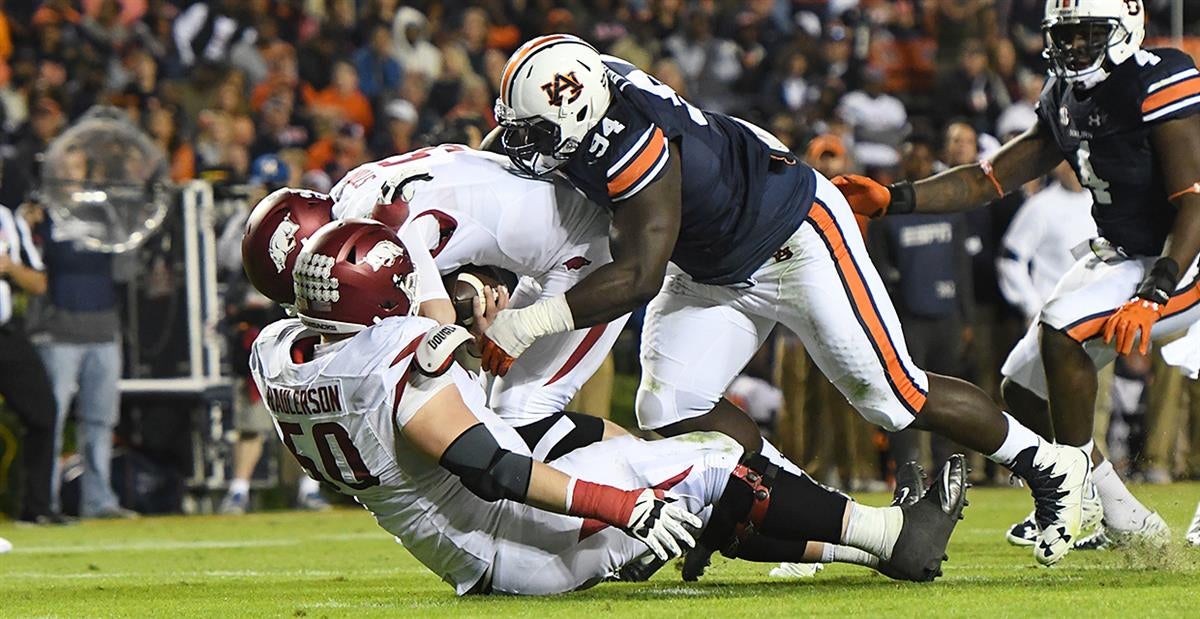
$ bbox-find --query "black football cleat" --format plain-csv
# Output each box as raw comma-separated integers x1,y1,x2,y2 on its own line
877,453,968,582
891,461,927,508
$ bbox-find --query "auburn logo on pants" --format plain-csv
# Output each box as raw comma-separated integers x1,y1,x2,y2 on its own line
541,72,584,106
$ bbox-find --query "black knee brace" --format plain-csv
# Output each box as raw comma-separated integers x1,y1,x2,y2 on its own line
701,454,849,557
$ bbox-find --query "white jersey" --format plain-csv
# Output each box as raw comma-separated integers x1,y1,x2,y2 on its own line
997,183,1096,320
249,316,532,594
331,145,611,290
249,315,741,597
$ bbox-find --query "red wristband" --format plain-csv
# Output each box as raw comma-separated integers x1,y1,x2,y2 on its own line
569,480,642,526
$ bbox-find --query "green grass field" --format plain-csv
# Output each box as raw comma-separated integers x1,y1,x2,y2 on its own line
1,484,1198,618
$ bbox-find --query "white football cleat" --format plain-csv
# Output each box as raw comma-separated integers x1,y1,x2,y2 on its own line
1106,511,1170,548
769,562,824,579
1022,443,1091,566
1187,501,1200,547
1006,510,1038,547
0,536,12,554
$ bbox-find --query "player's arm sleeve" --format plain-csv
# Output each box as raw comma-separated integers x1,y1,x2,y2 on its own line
996,202,1044,320
605,123,672,203
1140,51,1200,124
399,224,449,305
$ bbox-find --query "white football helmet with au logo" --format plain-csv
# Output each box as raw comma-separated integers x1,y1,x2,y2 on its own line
1042,0,1146,89
494,34,612,176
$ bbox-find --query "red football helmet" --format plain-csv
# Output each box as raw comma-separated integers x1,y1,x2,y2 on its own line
293,219,420,334
242,188,335,304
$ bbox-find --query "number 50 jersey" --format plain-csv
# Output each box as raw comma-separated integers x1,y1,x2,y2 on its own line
557,56,816,286
1037,47,1200,257
249,316,532,595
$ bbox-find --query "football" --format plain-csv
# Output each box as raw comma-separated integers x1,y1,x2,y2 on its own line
441,265,517,326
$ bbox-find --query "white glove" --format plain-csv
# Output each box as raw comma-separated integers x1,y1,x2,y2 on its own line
622,489,703,561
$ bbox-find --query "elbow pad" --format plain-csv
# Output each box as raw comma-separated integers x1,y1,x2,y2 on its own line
439,423,532,502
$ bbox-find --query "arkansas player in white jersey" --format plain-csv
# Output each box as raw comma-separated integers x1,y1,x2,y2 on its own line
331,144,629,454
248,218,969,593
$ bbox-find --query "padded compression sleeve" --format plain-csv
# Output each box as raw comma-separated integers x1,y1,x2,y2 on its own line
439,423,533,502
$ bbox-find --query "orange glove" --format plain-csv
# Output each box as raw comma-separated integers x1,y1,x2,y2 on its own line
1103,298,1165,356
831,174,892,219
480,336,516,376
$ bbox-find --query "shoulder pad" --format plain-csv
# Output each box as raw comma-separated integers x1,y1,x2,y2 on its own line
415,324,475,377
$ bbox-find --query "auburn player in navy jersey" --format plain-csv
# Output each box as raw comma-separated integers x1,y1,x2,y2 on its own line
836,0,1200,552
485,33,1090,570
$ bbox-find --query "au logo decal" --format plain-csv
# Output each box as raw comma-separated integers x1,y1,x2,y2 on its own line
541,72,584,106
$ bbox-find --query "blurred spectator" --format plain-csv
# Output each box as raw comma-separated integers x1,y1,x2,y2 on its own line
30,201,135,519
249,94,310,159
172,0,256,69
936,40,1010,135
663,10,740,112
145,103,194,183
0,94,66,209
838,67,908,171
934,0,997,71
304,60,373,131
0,202,64,525
762,47,814,117
869,135,974,472
353,23,403,100
392,7,442,79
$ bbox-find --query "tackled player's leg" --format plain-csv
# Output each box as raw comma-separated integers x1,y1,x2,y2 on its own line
484,432,968,594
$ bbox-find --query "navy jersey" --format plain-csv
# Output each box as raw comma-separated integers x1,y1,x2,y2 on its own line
558,56,815,285
1036,48,1200,256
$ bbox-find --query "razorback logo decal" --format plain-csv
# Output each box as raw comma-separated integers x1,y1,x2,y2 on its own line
541,72,584,107
563,256,593,271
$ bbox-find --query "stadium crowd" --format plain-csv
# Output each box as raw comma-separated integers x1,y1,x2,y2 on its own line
0,0,1197,519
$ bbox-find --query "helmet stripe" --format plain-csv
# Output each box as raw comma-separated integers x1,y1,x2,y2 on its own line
501,34,573,105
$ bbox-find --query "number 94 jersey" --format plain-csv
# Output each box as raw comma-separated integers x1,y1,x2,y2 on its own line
558,56,815,285
1036,47,1200,257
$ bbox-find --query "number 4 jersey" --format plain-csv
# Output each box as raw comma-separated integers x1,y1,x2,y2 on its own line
558,56,816,285
249,316,533,594
1037,47,1200,257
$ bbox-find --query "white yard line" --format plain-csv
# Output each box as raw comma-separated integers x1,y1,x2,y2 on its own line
9,532,387,555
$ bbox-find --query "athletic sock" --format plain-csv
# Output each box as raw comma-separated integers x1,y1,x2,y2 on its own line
759,438,805,477
297,476,320,497
841,503,903,561
1093,459,1153,530
987,412,1043,467
228,478,250,496
820,542,880,568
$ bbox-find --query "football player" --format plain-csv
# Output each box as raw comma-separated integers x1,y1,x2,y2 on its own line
247,218,969,593
833,0,1199,557
488,34,1083,566
243,149,923,578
